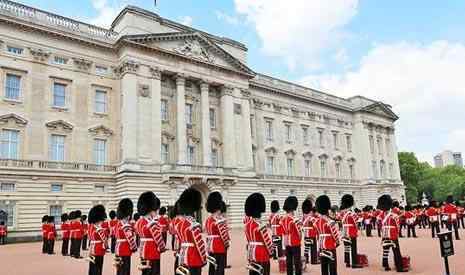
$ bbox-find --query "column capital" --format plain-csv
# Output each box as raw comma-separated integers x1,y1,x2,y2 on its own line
150,66,162,80
176,73,186,86
199,80,210,91
220,85,234,97
114,60,140,76
241,89,252,98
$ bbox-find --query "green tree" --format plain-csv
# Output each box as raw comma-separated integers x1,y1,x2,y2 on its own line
398,152,423,203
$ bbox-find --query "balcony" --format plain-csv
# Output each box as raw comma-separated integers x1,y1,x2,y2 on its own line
160,164,235,176
0,158,117,173
258,174,360,184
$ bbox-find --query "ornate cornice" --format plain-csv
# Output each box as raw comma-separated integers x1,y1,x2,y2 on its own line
0,113,28,126
28,47,51,62
149,66,162,80
45,120,73,131
72,57,93,71
240,89,251,99
88,125,113,136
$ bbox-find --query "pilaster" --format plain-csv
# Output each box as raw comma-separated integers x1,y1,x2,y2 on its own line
221,85,236,168
151,66,162,165
240,89,254,170
176,74,187,165
200,81,212,166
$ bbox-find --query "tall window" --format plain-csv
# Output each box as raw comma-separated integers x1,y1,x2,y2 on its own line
49,205,62,224
187,145,194,165
185,104,193,125
95,90,107,113
265,120,273,142
94,139,106,165
50,135,65,161
7,46,23,55
53,83,66,107
304,159,311,177
369,135,374,154
302,127,309,145
0,202,14,226
285,124,292,143
346,135,352,152
318,130,324,147
5,74,20,100
265,156,274,175
320,159,327,177
0,183,15,192
161,100,168,121
349,164,355,179
209,108,216,129
161,144,169,163
335,162,341,178
211,149,218,167
0,130,19,159
372,161,378,178
287,158,294,176
333,132,338,149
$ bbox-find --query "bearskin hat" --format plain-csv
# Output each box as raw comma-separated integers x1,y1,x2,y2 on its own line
405,204,412,211
392,200,400,208
137,191,160,216
61,213,68,222
316,195,331,215
68,211,75,220
42,215,48,223
178,188,202,215
220,201,227,214
81,215,87,222
245,193,266,218
133,212,140,221
117,198,134,220
159,206,167,216
109,210,117,219
206,191,223,213
75,210,82,219
168,204,178,219
47,215,54,223
378,194,393,211
88,205,107,224
270,200,280,213
283,196,298,212
446,195,454,204
431,200,437,207
302,198,313,214
340,194,354,210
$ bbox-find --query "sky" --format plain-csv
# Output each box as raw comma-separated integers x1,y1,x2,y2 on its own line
15,0,465,164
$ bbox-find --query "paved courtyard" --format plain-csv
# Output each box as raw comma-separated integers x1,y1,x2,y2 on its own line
0,228,463,275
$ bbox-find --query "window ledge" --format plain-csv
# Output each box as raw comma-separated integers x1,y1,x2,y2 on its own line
93,112,108,117
3,98,23,105
51,106,68,112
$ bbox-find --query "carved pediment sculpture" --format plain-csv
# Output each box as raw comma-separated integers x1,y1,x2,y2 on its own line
0,113,28,126
173,39,215,63
29,48,51,62
45,120,73,131
72,57,93,71
284,149,297,157
161,131,175,142
88,125,113,137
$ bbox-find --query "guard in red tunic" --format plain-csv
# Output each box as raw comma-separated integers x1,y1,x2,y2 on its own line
315,195,340,275
457,201,465,229
443,196,460,240
109,210,118,254
301,199,318,265
362,206,373,237
339,194,362,269
378,195,407,272
46,216,56,254
0,221,7,245
220,201,232,269
205,192,230,275
404,205,417,238
280,196,302,275
88,205,108,275
174,188,207,275
158,207,169,245
244,193,272,275
115,198,138,275
60,213,70,255
82,215,89,251
70,210,83,258
41,215,48,254
135,191,166,275
268,200,284,268
425,201,440,238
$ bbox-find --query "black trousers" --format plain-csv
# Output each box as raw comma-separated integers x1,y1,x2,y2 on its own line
285,246,302,275
377,223,382,237
47,239,55,254
170,234,176,250
189,267,202,275
366,224,372,237
447,221,460,240
248,262,270,275
88,255,104,275
0,235,5,245
82,235,88,251
343,238,358,267
208,253,226,275
320,249,337,275
272,236,283,260
116,256,131,275
62,238,69,255
70,238,82,257
430,222,440,238
303,237,318,264
174,254,179,275
141,259,160,275
382,239,403,272
407,224,417,238
42,237,47,253
162,232,167,246
111,236,116,254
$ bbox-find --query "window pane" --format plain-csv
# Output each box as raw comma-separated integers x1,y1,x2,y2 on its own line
53,83,66,107
95,90,107,113
5,74,20,100
94,139,106,165
1,183,15,192
209,109,216,128
51,184,63,192
7,46,23,54
1,130,19,159
185,104,193,125
161,144,169,163
161,100,168,121
211,149,218,167
50,135,65,161
49,205,62,224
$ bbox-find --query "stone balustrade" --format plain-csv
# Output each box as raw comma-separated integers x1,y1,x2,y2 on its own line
0,0,118,42
0,158,117,173
161,164,235,176
258,174,361,184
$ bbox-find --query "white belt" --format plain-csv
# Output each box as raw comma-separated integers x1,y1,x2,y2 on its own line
181,243,194,247
271,225,280,227
117,239,128,243
343,224,354,227
207,235,219,238
302,227,312,230
248,242,264,246
384,226,396,228
319,234,330,237
140,238,154,242
90,241,102,244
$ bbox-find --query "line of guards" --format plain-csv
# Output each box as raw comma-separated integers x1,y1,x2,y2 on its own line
37,191,464,275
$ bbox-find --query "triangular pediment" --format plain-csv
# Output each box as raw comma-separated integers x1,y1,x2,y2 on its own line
45,120,73,131
0,113,28,126
124,32,255,76
89,125,113,136
358,102,399,121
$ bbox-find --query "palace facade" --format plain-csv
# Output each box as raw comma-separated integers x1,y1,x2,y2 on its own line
0,0,404,239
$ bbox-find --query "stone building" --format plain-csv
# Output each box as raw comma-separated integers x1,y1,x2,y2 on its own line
0,0,404,239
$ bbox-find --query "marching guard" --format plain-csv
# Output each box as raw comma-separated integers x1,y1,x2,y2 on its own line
220,201,232,269
115,198,138,275
244,193,273,275
70,210,84,258
174,188,207,275
82,215,89,251
339,194,362,269
135,191,166,275
426,200,440,238
61,213,70,256
41,215,48,254
404,205,417,238
109,210,118,254
159,207,169,245
378,194,408,272
443,195,460,240
280,196,302,275
87,205,109,275
301,198,318,265
205,192,230,275
268,200,285,272
315,195,340,275
46,216,56,254
0,221,7,245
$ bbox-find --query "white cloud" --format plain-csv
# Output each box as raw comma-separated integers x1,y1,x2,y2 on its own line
234,0,359,70
301,40,465,163
332,48,349,65
179,16,193,27
89,0,127,28
215,10,240,26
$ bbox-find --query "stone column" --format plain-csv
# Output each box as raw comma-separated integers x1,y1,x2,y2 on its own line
176,74,187,165
221,85,236,168
119,61,139,163
150,66,162,165
240,89,254,170
200,81,212,166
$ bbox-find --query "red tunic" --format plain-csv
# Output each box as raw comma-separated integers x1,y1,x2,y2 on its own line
159,215,169,233
381,211,400,240
404,211,416,225
280,213,302,247
42,223,48,239
268,213,283,236
314,214,340,250
82,222,89,236
175,216,206,268
89,223,108,256
425,207,440,223
302,213,318,238
0,225,7,236
61,221,70,239
70,220,83,239
244,217,272,263
341,210,358,238
443,203,458,221
115,219,138,257
169,216,182,253
47,223,56,240
135,216,165,261
109,219,118,237
205,214,230,254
